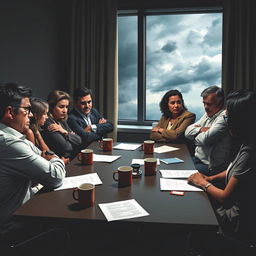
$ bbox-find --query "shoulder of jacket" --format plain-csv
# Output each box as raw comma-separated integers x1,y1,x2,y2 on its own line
181,111,195,118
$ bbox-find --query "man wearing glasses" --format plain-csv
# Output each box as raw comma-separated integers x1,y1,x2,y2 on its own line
67,87,113,146
185,86,231,176
0,83,66,235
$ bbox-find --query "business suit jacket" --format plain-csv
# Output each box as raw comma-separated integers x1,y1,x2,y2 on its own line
67,108,113,146
150,110,195,143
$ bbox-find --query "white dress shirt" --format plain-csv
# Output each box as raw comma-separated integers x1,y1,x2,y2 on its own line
185,109,231,170
0,122,66,231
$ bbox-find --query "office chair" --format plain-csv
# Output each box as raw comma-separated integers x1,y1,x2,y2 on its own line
214,231,256,256
4,227,70,256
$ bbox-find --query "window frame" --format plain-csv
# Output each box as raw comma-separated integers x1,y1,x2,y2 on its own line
118,7,223,126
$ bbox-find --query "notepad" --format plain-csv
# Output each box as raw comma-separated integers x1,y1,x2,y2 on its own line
160,157,184,164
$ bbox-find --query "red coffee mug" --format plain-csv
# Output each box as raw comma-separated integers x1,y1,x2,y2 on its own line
144,158,157,176
72,183,95,208
143,140,155,154
99,138,113,152
77,149,93,165
113,166,132,187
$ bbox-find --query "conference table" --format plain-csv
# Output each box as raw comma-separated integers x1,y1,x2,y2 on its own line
14,141,219,253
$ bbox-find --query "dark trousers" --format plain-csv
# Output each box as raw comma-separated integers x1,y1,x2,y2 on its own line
192,156,210,175
192,157,226,176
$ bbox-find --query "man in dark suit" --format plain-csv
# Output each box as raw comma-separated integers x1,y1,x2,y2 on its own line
67,87,113,146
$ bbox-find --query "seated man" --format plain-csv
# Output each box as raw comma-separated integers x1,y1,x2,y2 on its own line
185,86,231,176
67,87,113,146
0,83,66,235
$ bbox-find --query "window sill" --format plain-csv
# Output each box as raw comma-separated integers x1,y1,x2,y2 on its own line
117,124,151,133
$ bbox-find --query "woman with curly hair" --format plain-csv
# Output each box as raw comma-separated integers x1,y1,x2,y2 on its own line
150,89,195,145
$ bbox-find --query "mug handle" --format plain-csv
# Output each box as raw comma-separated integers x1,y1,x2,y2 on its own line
77,153,81,161
113,171,119,181
72,188,79,200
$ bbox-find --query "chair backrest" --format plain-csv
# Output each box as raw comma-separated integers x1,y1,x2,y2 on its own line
9,228,70,256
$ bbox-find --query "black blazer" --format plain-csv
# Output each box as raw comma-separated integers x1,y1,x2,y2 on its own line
67,108,113,146
41,117,82,159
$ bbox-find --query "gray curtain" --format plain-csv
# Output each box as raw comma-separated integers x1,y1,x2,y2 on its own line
222,0,256,94
68,0,118,140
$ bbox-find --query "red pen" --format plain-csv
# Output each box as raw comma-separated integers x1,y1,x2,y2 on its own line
170,191,185,196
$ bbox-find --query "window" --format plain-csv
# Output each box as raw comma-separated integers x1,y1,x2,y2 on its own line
118,9,223,125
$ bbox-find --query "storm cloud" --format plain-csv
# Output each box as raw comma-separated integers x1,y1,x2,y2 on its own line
161,40,177,53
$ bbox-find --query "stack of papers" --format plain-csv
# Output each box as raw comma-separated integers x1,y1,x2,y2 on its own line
160,157,184,164
55,173,102,191
98,199,149,222
154,145,179,153
160,178,202,191
160,169,197,178
113,143,141,151
93,154,121,163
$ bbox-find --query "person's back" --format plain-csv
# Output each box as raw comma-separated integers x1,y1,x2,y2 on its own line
235,144,256,241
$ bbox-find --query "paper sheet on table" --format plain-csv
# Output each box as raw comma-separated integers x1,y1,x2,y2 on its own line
154,145,180,153
160,178,203,191
160,170,197,178
131,158,160,165
98,199,149,222
55,173,102,191
93,154,121,162
113,143,141,151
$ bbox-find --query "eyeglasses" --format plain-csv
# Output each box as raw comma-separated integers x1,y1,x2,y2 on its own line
11,105,32,115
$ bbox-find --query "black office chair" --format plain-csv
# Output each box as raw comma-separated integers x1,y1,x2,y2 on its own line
214,231,256,256
3,227,70,256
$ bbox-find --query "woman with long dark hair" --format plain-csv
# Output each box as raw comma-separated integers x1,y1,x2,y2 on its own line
24,97,50,151
188,90,256,242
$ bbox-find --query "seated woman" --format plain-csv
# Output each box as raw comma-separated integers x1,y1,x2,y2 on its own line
41,90,82,160
188,90,256,242
24,97,50,151
150,89,195,147
24,97,70,165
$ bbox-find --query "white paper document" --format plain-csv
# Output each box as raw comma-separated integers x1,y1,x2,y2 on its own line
131,158,160,165
113,143,141,151
55,173,102,191
93,154,121,162
160,170,198,179
154,145,180,153
160,178,203,191
98,199,149,222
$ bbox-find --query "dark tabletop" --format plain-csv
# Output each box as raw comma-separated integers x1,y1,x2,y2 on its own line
14,142,218,230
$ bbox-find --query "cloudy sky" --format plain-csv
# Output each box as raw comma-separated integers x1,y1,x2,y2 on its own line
118,13,222,121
